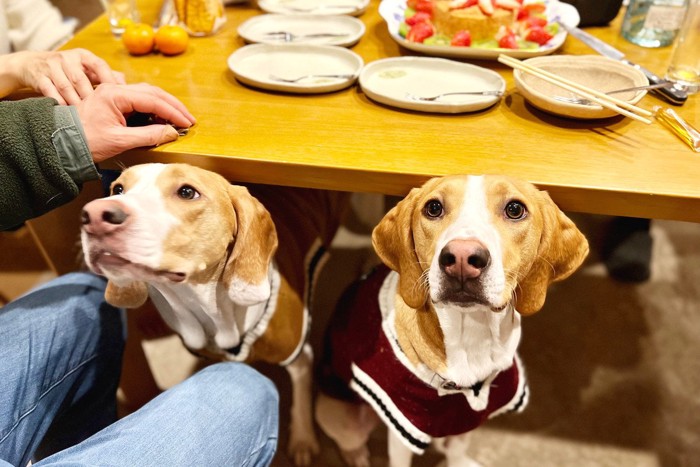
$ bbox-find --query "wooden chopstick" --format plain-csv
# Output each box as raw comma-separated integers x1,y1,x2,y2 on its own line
498,54,653,124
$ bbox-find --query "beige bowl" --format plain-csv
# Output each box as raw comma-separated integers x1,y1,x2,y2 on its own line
513,55,649,120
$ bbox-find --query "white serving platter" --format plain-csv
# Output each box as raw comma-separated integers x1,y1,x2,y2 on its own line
359,56,505,113
237,14,365,46
228,43,364,94
378,0,580,59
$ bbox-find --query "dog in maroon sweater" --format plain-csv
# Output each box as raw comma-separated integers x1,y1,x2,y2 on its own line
316,175,589,466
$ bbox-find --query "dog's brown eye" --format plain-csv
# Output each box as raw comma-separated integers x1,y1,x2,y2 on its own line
424,199,443,218
177,185,200,200
112,183,124,195
505,200,527,220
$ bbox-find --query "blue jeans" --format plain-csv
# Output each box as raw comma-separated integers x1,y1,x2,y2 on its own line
0,273,279,466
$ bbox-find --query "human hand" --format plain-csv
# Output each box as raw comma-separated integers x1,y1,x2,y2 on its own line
75,83,196,163
0,48,125,105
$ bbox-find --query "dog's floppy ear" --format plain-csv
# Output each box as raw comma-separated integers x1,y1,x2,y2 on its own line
105,280,148,308
223,184,278,306
515,191,589,316
372,186,428,309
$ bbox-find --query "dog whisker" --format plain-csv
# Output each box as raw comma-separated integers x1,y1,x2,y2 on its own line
535,254,557,276
413,268,431,298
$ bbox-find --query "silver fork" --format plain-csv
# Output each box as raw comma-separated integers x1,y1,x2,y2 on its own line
405,90,504,101
268,73,355,83
553,82,673,106
264,31,349,42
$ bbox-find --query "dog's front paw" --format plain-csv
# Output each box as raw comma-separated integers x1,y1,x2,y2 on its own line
340,445,371,467
288,433,320,467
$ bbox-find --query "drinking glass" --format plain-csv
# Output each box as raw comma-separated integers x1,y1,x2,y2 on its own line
100,0,140,36
665,0,700,93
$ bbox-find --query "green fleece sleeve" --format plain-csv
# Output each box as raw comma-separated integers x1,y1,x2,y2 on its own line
0,97,99,230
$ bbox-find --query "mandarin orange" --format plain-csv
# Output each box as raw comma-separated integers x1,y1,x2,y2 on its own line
154,25,189,56
122,23,155,56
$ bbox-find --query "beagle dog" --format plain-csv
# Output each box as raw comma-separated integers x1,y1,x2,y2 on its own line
80,163,348,466
315,174,589,467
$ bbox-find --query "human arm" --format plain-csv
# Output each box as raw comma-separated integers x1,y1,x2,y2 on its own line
0,49,126,105
0,83,195,230
75,83,195,163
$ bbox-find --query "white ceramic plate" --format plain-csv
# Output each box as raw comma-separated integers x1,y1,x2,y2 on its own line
238,14,365,46
227,43,364,94
378,0,580,60
359,57,505,113
258,0,370,16
513,55,649,119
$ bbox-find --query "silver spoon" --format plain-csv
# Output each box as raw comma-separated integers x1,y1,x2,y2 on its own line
553,82,674,106
405,90,504,101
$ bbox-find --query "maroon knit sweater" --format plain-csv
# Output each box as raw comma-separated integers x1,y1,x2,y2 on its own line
319,265,528,454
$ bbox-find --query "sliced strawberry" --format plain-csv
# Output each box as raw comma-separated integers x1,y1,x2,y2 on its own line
449,0,477,8
496,26,518,48
406,11,432,25
525,25,553,45
415,0,434,13
494,0,520,10
498,34,518,48
523,15,548,28
407,21,435,43
522,2,546,14
451,30,472,46
478,0,494,15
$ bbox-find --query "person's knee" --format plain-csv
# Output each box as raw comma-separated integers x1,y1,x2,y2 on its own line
2,272,125,354
35,272,109,300
194,363,279,413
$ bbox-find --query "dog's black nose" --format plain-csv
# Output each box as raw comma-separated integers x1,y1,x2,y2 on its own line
101,207,128,225
439,239,491,281
81,199,131,235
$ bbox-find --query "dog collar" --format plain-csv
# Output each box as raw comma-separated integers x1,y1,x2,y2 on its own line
433,375,485,396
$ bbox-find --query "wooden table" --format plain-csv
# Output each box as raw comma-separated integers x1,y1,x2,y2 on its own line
60,0,698,224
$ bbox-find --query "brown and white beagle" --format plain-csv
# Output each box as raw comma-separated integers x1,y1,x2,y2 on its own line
315,174,589,467
80,163,349,466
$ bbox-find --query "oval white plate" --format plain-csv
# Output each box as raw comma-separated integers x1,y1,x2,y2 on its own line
514,55,649,119
228,43,364,94
258,0,369,16
378,0,580,60
360,57,505,113
238,14,365,46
